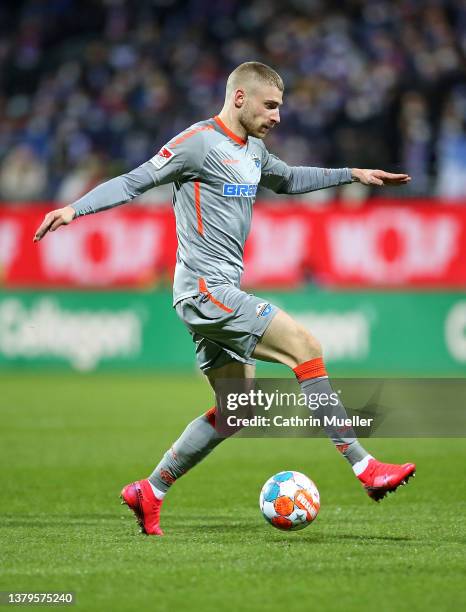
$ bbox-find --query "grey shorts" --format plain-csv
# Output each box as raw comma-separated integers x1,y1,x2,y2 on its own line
175,284,278,372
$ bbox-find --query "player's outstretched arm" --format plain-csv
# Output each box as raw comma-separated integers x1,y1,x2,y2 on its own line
33,162,159,243
259,145,411,194
33,126,205,243
351,168,411,186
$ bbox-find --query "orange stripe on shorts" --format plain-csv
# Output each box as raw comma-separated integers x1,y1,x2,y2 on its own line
198,277,233,313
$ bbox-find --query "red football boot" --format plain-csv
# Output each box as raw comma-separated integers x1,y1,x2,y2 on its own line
120,479,164,535
357,458,416,502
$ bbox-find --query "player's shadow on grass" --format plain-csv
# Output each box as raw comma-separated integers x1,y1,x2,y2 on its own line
251,534,419,544
162,519,420,543
309,534,415,543
2,513,120,528
167,516,264,532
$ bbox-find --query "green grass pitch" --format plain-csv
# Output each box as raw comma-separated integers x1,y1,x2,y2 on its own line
1,373,465,611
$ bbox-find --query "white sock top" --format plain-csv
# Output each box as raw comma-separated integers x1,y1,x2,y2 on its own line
148,480,166,500
352,454,373,476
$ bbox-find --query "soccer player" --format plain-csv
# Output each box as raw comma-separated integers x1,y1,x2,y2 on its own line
34,62,416,536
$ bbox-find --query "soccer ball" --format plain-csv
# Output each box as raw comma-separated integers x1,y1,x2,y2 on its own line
259,471,320,531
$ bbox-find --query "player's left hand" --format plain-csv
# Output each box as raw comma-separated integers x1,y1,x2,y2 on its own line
351,168,411,186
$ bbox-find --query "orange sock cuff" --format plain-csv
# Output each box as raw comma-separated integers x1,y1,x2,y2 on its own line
293,357,327,383
204,406,217,428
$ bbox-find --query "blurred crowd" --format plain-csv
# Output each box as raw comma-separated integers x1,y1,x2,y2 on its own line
0,0,465,205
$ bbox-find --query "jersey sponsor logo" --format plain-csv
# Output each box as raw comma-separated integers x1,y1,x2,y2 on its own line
250,153,261,168
149,146,175,169
223,183,258,197
256,302,272,317
222,159,240,164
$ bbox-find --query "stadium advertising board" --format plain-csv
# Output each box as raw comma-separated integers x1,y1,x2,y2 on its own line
1,201,466,288
0,290,464,374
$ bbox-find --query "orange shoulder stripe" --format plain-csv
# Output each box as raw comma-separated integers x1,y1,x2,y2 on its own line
170,124,214,147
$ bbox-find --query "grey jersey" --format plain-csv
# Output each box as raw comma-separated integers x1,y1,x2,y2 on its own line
71,116,352,304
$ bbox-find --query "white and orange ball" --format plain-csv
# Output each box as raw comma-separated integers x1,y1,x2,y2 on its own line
259,471,320,531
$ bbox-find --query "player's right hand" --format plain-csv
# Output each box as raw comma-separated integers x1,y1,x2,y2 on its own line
33,206,76,243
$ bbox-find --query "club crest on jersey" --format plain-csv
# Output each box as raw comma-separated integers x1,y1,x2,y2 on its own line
250,153,261,168
223,183,258,197
256,302,272,317
149,146,175,170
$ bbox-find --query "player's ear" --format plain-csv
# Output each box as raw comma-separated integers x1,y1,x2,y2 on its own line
234,88,245,108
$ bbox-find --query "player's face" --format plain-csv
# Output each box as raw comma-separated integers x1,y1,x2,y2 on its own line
239,84,283,139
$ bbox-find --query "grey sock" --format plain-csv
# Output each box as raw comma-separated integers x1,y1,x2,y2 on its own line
149,412,223,494
300,377,369,467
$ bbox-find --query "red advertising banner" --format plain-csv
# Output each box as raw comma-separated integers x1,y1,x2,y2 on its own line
1,200,465,288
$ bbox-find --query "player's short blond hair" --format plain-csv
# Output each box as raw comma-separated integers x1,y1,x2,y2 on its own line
226,62,284,96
